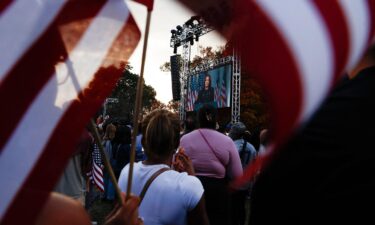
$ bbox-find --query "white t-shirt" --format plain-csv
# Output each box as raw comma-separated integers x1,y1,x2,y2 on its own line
119,162,204,225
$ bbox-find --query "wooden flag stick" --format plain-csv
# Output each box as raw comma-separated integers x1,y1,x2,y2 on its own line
126,9,152,201
89,119,124,205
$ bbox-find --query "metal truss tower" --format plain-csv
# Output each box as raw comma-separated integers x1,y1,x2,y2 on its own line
170,16,213,121
231,49,241,123
179,42,190,121
170,17,241,123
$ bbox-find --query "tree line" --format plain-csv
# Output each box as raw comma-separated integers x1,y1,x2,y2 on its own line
103,64,178,122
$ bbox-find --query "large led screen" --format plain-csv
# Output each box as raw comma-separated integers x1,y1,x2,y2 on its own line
186,64,232,111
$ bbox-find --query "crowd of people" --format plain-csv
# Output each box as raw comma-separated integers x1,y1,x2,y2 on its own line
49,101,266,225
113,104,265,225
41,46,375,225
53,115,147,208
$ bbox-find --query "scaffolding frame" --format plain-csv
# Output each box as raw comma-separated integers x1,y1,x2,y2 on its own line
231,50,241,123
170,17,241,123
179,42,191,121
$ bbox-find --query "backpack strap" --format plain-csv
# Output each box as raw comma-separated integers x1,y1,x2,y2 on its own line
198,129,226,166
240,140,250,166
139,167,170,205
241,140,247,153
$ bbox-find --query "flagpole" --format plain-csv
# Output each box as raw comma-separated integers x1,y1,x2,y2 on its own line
89,119,124,204
126,9,152,201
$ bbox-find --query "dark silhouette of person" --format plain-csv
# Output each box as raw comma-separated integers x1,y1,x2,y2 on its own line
181,114,197,137
249,47,375,224
112,125,132,180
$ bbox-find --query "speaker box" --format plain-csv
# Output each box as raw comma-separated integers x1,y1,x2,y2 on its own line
170,54,181,101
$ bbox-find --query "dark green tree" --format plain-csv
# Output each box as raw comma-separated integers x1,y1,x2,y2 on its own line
105,65,157,121
240,73,270,132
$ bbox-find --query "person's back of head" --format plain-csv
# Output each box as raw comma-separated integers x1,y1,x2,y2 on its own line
114,125,131,144
143,109,180,160
198,104,217,129
243,130,252,143
184,114,196,134
103,123,116,141
228,122,247,140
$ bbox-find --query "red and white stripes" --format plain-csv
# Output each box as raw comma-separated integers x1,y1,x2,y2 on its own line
179,0,375,187
340,0,373,70
242,0,375,187
0,1,65,82
220,76,227,107
0,1,140,224
90,161,105,192
257,0,334,123
253,0,374,141
87,143,105,193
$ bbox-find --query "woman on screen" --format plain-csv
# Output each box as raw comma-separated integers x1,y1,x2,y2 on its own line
195,74,215,105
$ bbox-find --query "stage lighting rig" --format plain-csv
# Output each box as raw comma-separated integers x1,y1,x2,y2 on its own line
170,16,213,51
170,29,177,38
169,16,241,124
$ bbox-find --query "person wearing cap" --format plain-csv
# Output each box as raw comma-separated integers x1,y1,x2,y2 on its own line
229,122,257,169
228,122,257,225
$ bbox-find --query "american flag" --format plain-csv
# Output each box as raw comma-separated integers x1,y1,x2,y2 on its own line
179,0,375,187
214,73,227,108
87,143,104,192
186,75,199,111
0,1,140,224
220,74,227,107
214,75,220,107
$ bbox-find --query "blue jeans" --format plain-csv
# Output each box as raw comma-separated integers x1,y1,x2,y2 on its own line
103,172,115,200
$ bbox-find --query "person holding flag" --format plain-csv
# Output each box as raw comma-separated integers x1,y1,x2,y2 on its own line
0,0,154,224
3,0,375,224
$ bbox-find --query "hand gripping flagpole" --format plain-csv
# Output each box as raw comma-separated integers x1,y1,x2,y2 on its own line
126,7,153,201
